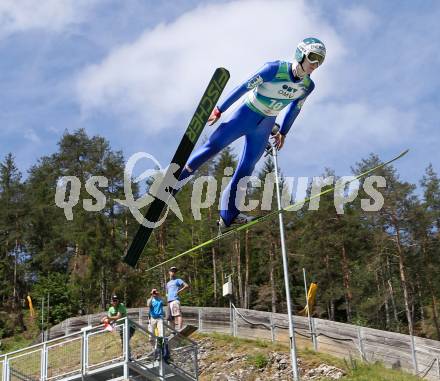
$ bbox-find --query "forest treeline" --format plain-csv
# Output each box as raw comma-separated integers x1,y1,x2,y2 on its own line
1,129,439,342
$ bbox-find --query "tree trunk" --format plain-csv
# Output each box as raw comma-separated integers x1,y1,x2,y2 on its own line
157,226,167,289
208,207,218,304
328,300,335,321
269,238,277,313
220,266,225,302
110,200,115,240
124,214,129,255
13,240,17,310
244,230,250,309
429,287,440,340
230,241,238,303
12,214,20,311
386,254,399,326
421,244,440,339
100,266,106,309
235,237,243,307
324,252,335,320
212,246,217,304
393,218,414,335
416,276,424,322
379,269,390,329
340,243,352,322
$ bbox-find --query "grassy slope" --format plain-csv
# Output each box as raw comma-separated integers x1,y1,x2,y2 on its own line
197,333,422,381
0,312,39,354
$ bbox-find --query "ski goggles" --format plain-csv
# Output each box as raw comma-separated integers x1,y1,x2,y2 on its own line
306,52,325,66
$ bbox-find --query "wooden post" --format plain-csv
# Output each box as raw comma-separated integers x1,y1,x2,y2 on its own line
198,308,203,332
270,313,275,342
410,333,418,375
357,327,365,361
312,318,318,351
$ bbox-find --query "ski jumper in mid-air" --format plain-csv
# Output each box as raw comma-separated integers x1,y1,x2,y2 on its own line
179,37,326,228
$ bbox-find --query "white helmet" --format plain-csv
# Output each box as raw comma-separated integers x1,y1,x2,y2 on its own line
295,37,326,66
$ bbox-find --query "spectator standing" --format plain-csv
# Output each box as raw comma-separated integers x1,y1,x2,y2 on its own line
147,288,165,338
166,267,189,331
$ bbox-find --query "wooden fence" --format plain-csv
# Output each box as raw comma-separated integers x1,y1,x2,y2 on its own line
41,306,440,380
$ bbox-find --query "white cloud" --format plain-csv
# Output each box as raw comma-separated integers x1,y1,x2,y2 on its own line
277,99,417,172
2,0,438,188
0,0,98,38
301,101,415,147
76,0,345,133
24,128,41,144
338,5,378,33
72,0,424,182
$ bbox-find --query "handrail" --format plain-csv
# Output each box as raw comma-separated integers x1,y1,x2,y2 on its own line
2,317,198,381
1,321,117,359
417,358,438,378
232,304,358,345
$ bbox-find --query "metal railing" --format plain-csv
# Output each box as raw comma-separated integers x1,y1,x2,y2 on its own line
0,318,198,381
21,305,440,380
162,322,198,379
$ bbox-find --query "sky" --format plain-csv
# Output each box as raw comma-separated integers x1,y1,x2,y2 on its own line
1,0,439,194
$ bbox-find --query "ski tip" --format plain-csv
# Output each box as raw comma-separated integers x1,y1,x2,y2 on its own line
397,148,409,157
215,67,230,77
389,148,410,163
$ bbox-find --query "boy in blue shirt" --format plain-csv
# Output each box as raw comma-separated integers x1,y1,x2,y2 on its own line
147,288,165,338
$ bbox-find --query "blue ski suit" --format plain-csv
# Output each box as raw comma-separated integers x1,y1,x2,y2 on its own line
180,60,315,226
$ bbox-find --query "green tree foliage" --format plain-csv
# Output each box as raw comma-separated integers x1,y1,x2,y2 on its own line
2,130,440,342
0,153,27,336
32,273,78,328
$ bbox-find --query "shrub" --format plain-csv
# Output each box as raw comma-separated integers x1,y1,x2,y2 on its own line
248,353,268,369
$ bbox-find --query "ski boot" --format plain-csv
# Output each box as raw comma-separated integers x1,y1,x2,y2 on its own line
217,213,255,233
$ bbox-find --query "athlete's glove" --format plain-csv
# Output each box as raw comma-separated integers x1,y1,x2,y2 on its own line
264,123,282,156
208,107,221,125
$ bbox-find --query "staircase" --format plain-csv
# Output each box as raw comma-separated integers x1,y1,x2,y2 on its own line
0,318,198,381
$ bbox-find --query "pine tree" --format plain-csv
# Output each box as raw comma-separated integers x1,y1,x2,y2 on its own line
0,153,27,333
